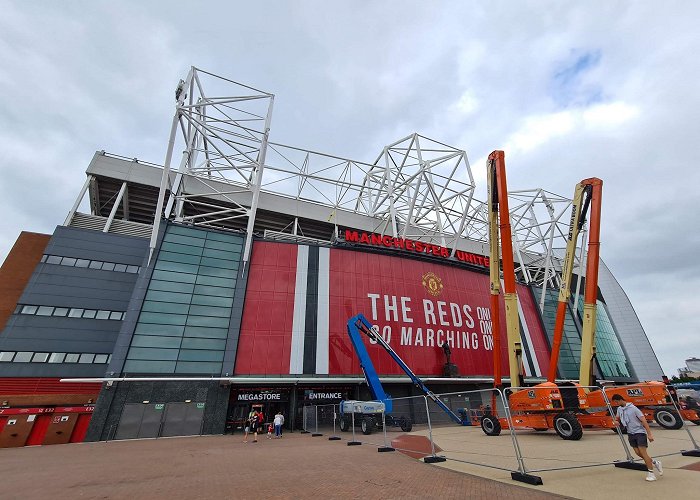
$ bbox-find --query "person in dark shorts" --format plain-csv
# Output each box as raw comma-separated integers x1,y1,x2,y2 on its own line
612,394,663,481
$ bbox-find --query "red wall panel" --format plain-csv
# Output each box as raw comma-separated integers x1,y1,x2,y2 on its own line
235,242,551,378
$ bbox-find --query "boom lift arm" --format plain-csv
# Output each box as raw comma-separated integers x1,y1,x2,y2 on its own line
546,178,603,385
487,150,524,389
347,313,467,425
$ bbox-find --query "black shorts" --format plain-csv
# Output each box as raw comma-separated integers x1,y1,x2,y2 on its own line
628,433,648,448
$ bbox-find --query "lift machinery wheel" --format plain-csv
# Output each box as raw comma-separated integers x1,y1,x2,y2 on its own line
481,415,502,436
399,417,413,432
654,407,683,429
361,416,375,435
553,412,583,440
339,416,350,432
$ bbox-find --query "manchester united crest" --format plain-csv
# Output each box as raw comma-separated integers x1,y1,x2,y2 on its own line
422,272,443,297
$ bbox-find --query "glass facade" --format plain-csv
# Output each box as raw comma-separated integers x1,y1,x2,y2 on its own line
533,286,582,379
574,296,631,378
123,224,243,374
532,284,632,380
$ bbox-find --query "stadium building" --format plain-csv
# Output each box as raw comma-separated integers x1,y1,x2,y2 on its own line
0,68,664,446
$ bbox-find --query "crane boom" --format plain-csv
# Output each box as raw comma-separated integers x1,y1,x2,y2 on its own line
546,178,603,384
346,313,466,425
487,150,523,388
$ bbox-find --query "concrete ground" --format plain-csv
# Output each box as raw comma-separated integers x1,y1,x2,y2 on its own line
0,431,568,500
416,421,700,499
0,423,697,499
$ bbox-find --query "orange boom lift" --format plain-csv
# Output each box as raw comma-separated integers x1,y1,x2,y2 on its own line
479,151,595,440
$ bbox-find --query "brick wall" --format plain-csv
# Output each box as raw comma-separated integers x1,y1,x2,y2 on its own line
0,232,51,330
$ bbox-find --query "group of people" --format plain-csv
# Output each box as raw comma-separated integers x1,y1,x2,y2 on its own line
243,409,285,443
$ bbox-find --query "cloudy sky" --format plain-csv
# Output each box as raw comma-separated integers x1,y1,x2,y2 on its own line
1,1,698,376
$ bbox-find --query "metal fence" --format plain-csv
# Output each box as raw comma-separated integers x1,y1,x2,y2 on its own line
297,382,700,486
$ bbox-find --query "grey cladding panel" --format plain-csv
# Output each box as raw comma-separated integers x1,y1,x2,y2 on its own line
46,226,148,265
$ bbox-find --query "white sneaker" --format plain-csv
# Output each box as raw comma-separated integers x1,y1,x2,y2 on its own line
645,471,657,482
653,459,663,476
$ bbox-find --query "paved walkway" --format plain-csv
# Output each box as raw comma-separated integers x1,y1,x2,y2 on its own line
0,433,569,500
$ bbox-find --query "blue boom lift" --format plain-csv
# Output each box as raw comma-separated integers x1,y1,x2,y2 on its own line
339,313,470,435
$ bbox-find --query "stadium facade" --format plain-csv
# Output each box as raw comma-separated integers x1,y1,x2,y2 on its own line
0,68,664,446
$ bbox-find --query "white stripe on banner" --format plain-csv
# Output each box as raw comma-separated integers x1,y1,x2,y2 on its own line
517,292,541,377
315,247,330,374
290,246,308,374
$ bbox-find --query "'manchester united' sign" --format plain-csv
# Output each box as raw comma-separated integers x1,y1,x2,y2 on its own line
343,229,489,268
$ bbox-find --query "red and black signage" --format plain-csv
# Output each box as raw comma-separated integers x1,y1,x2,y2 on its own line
342,229,489,267
235,241,551,378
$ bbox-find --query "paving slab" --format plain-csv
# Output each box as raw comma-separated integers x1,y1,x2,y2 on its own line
0,432,569,500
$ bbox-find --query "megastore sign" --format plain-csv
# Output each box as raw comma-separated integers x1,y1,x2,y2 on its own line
342,229,489,268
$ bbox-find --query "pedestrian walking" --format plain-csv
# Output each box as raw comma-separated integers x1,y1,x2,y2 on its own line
244,410,259,443
274,411,284,438
612,394,663,481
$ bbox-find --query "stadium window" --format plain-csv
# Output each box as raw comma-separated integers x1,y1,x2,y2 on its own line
13,352,33,363
94,354,109,364
79,353,95,364
36,306,55,316
75,259,90,268
95,310,111,320
68,308,84,318
13,305,22,314
46,255,62,264
32,352,49,363
62,257,77,266
114,264,127,272
89,260,103,269
0,352,15,362
109,311,122,320
21,305,38,315
48,353,66,363
126,265,140,273
40,254,48,263
82,309,97,319
102,262,116,271
64,353,80,363
53,307,69,317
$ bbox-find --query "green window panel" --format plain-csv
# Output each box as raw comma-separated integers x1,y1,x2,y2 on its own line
151,269,197,284
163,233,206,247
178,349,224,362
138,312,188,326
201,247,238,261
205,231,243,244
198,266,237,279
195,274,235,288
149,280,196,294
186,315,230,328
200,256,238,270
190,294,234,308
157,250,202,265
175,361,222,374
124,360,177,373
134,323,185,337
203,239,240,252
181,338,227,350
142,301,190,315
160,241,204,256
130,335,183,349
145,290,193,304
188,304,230,318
183,326,229,339
155,260,200,275
193,284,235,297
127,347,180,361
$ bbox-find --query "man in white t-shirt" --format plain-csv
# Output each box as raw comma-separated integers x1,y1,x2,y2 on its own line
612,394,663,481
273,411,284,438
